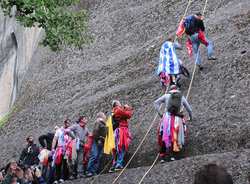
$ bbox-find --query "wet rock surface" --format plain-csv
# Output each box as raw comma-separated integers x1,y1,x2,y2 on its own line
0,0,249,183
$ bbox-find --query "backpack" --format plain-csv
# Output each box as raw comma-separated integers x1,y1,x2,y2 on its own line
167,91,182,115
112,113,120,130
184,15,195,35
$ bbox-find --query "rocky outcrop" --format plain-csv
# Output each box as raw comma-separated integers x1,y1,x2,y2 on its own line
0,0,249,183
0,10,42,121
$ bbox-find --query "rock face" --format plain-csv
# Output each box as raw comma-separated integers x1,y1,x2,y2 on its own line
0,10,42,121
0,0,249,183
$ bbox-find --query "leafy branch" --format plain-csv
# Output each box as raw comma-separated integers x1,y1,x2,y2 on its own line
1,0,94,51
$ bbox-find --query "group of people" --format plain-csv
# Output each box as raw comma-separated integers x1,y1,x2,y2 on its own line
156,12,217,90
0,100,132,184
154,12,218,162
0,11,234,184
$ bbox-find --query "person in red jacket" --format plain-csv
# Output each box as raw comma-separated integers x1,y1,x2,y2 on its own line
109,100,132,173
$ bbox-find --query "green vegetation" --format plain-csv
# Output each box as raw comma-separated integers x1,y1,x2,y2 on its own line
0,105,18,128
1,0,94,51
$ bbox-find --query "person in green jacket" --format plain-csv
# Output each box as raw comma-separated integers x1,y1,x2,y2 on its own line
0,161,27,184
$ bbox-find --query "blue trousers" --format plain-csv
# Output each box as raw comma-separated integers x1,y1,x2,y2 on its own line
190,33,213,66
86,140,104,174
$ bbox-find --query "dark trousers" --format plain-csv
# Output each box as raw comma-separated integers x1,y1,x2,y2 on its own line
42,162,55,182
55,158,68,181
160,141,177,160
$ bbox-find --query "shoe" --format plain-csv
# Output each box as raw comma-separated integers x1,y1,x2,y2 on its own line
69,176,75,180
197,65,203,71
115,164,124,171
207,55,217,60
76,175,80,179
160,159,165,164
170,157,176,161
53,181,58,184
109,165,116,173
92,173,98,176
58,179,64,183
86,172,92,177
78,174,86,178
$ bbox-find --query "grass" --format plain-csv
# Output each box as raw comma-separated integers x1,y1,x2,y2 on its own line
0,105,18,128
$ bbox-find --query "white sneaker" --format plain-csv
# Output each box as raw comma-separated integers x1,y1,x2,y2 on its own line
170,157,175,161
53,181,58,184
58,179,64,183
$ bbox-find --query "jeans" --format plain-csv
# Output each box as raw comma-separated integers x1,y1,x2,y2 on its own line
86,140,104,174
42,162,55,182
190,33,213,66
116,145,126,166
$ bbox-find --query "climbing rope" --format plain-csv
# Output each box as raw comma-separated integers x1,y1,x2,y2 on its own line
137,0,219,183
90,156,114,184
92,0,219,182
138,153,160,184
110,0,195,183
111,105,161,184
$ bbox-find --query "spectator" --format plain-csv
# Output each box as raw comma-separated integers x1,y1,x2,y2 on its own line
38,125,59,183
19,136,40,168
109,100,132,173
194,164,233,184
0,161,27,184
86,112,107,177
67,116,91,179
51,119,71,184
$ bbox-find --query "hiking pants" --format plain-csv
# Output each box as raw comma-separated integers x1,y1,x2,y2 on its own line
77,146,84,175
190,33,213,66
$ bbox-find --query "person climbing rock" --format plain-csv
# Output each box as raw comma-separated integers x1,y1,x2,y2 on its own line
155,39,188,90
38,125,59,183
66,116,91,179
51,119,71,184
109,100,132,173
185,12,217,70
154,85,192,163
19,135,40,169
86,112,107,177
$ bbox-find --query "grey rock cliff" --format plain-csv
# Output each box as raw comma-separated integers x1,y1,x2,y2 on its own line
0,10,42,120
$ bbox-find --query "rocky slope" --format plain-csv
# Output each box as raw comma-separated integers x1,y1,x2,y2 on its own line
0,0,249,183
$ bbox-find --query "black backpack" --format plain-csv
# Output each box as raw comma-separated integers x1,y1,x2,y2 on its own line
167,91,182,115
112,113,120,130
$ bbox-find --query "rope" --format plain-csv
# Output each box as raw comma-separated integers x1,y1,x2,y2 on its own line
131,90,165,134
111,109,160,184
91,89,164,184
182,0,208,106
91,0,215,182
138,0,213,183
90,157,113,184
111,0,194,183
110,83,169,184
138,153,159,184
174,0,193,43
